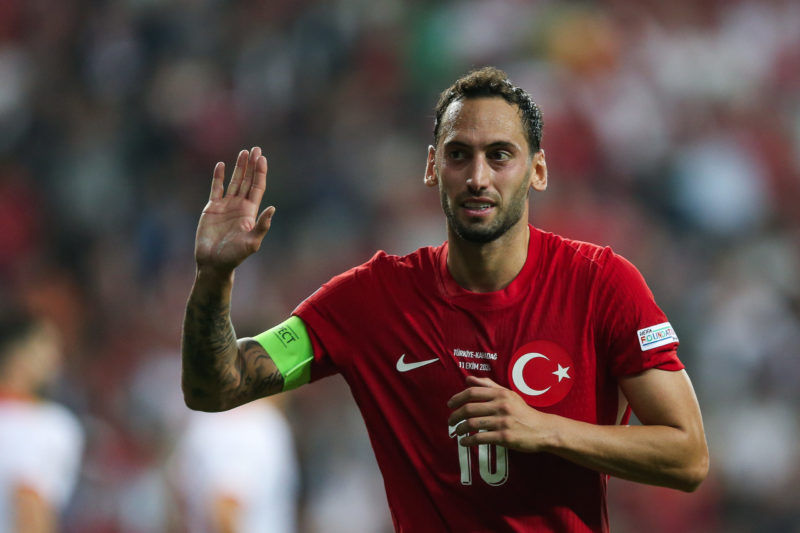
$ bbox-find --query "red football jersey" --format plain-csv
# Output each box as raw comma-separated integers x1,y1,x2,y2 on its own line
293,225,682,532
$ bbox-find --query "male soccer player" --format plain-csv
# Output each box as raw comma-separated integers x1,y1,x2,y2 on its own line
0,311,84,533
182,67,709,532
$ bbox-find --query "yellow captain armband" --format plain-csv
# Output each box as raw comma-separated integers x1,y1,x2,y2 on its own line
253,316,314,392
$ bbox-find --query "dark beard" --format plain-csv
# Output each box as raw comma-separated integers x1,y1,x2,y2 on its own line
440,173,531,244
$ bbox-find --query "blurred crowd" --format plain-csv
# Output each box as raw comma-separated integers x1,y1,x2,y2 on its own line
1,0,799,531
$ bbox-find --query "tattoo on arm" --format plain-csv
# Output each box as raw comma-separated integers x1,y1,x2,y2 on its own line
182,289,239,408
182,287,284,410
236,340,284,399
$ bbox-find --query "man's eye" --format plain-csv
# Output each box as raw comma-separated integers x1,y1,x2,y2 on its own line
449,150,465,160
490,151,511,161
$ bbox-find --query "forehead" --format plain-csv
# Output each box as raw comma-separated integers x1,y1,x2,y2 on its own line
438,96,526,148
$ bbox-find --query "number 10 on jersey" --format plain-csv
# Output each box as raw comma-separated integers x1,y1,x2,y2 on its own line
448,424,509,486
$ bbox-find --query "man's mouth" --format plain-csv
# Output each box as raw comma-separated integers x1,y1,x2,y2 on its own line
461,198,496,215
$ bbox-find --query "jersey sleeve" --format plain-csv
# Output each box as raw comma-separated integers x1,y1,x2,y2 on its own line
594,251,683,377
16,405,84,509
177,407,297,503
290,252,387,383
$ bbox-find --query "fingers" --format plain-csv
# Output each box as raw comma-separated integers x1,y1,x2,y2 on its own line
209,162,225,201
447,380,505,409
447,377,539,451
226,149,250,197
447,377,519,435
223,147,267,201
452,415,503,435
239,146,260,197
465,375,504,389
459,430,505,447
449,412,515,449
448,402,497,428
447,385,507,428
252,206,276,239
247,152,268,203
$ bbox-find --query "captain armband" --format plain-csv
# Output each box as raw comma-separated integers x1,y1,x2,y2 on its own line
253,316,314,392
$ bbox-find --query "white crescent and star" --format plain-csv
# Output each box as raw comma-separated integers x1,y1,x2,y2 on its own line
511,353,571,396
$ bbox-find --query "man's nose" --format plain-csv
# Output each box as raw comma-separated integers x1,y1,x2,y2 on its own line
466,157,490,191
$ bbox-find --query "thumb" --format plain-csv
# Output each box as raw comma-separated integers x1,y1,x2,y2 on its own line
252,206,276,239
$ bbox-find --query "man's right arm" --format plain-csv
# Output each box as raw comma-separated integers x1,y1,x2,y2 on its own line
181,147,281,412
181,269,284,412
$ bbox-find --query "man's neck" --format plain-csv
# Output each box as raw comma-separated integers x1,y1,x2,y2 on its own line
446,222,530,293
0,364,39,399
0,379,35,401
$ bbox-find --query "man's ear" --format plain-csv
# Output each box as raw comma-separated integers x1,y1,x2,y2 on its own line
424,145,438,187
530,149,547,192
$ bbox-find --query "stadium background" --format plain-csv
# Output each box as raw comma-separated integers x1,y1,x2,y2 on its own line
1,0,799,531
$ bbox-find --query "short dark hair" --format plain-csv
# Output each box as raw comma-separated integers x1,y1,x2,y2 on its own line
433,67,543,153
0,310,38,367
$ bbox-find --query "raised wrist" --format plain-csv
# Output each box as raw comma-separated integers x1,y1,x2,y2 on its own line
195,265,235,285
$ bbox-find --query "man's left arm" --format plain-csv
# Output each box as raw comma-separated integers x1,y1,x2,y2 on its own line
14,486,57,533
447,369,709,492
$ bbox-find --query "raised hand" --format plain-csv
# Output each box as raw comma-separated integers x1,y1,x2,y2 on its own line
194,147,275,274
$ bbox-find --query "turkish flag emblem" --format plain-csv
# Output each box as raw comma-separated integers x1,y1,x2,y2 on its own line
508,341,574,407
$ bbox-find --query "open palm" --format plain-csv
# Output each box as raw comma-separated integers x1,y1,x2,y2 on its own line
195,147,275,273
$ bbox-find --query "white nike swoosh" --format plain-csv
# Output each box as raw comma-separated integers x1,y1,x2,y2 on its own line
396,354,440,373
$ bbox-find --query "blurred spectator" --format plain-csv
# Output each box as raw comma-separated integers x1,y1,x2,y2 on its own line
169,398,299,533
0,310,84,533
